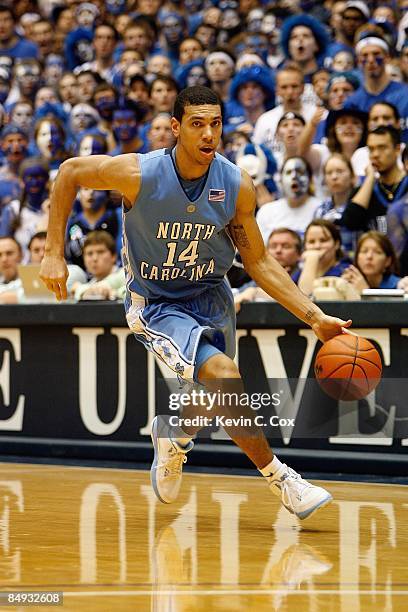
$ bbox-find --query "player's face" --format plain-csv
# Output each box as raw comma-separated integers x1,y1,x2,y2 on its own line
172,104,223,166
357,238,390,277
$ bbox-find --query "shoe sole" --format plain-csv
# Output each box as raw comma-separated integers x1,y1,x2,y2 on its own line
150,416,170,504
296,493,333,521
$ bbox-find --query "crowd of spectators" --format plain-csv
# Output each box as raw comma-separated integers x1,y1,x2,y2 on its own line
1,0,408,304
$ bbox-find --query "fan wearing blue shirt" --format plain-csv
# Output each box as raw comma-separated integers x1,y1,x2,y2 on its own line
344,35,408,138
0,5,39,60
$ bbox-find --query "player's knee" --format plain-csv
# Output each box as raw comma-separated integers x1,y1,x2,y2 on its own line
198,353,240,382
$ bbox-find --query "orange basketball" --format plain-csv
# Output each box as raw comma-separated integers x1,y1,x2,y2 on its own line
314,334,382,401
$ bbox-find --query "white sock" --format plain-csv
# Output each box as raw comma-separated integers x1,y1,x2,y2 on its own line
259,456,285,482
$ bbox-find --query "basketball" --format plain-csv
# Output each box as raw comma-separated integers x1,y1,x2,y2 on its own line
314,334,382,401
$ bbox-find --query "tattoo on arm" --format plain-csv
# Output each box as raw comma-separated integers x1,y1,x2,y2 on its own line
304,309,315,322
231,224,251,249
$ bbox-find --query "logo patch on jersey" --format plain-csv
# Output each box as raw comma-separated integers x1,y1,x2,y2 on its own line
209,188,225,202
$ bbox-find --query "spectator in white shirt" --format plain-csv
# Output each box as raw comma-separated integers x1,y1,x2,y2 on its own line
257,156,320,242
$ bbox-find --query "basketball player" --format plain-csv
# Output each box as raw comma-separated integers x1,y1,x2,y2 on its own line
40,86,352,520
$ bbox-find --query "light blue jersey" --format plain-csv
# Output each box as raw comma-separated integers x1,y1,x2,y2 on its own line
122,148,241,300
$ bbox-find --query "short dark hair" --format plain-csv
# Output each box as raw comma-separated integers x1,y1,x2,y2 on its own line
0,236,21,253
92,82,118,101
28,231,47,250
84,230,116,255
173,86,221,122
369,101,400,122
0,5,14,20
305,219,343,259
148,75,179,97
368,125,401,146
94,22,119,41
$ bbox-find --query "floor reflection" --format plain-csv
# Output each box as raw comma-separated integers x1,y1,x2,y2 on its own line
0,465,405,612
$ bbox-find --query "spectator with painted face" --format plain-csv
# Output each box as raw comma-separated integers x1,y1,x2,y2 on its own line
78,133,109,156
69,103,100,139
0,156,49,257
0,124,29,181
158,11,186,62
345,34,408,138
34,116,67,176
92,83,118,152
8,58,42,107
111,98,146,155
257,156,320,241
66,189,121,269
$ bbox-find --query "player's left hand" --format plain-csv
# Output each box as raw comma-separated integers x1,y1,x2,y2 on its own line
311,314,353,343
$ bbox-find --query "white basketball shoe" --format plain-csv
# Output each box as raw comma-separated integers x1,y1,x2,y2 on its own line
268,464,333,520
150,415,194,504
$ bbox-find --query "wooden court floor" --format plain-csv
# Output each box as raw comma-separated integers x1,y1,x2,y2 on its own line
0,463,407,611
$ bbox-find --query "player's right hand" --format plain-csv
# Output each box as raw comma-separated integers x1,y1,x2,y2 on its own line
39,254,69,301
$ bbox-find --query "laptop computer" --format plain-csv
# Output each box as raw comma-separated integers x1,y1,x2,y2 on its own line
18,264,56,303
